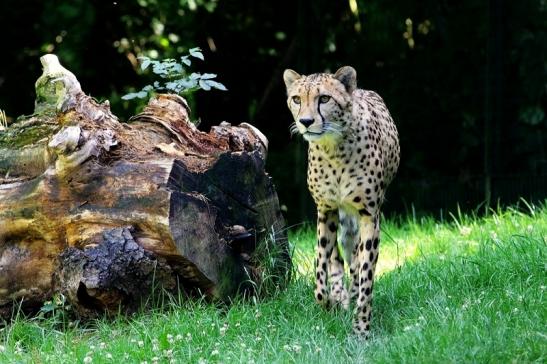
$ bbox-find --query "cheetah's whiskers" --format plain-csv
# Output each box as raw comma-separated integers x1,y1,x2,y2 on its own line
289,122,299,136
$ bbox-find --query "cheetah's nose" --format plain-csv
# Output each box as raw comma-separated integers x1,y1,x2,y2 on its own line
299,118,314,128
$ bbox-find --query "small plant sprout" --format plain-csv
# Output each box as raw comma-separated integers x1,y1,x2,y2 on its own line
0,109,7,130
122,47,227,100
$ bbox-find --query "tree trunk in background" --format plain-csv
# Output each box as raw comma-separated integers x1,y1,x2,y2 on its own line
484,0,504,212
0,55,290,319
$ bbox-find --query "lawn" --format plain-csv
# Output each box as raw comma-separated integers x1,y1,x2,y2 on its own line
1,203,545,363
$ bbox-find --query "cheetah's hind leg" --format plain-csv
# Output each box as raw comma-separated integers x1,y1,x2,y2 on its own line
328,244,349,309
328,210,357,310
342,210,360,305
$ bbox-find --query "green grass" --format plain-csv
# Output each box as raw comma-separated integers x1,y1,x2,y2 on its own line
1,203,546,363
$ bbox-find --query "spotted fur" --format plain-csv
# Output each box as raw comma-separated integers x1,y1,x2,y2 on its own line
283,66,400,337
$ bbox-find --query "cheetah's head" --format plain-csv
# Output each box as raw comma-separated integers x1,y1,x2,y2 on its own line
283,66,356,142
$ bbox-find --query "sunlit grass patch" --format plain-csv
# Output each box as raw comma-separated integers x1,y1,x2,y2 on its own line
0,203,545,363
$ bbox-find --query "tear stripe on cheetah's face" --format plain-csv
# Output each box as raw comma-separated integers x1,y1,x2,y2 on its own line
283,65,400,338
283,67,355,142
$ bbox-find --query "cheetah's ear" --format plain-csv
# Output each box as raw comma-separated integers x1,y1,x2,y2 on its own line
334,66,357,94
283,69,301,89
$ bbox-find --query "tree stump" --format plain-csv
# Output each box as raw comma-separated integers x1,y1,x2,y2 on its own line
0,54,290,319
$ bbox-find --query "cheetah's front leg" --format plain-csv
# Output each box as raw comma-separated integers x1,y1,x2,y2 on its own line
315,210,337,307
353,215,380,337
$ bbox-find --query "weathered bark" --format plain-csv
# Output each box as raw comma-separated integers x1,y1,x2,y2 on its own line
0,54,290,319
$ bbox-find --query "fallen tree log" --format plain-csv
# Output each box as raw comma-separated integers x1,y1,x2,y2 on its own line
0,54,290,319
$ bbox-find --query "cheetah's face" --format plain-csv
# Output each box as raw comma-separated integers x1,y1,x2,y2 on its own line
283,66,357,142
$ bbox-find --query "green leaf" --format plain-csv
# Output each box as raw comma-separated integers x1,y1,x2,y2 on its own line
205,80,228,91
200,73,217,79
189,47,204,60
152,63,168,75
181,56,191,66
121,93,138,100
519,106,545,126
180,79,198,89
140,58,151,71
165,81,180,92
199,79,211,91
171,63,183,74
126,48,224,100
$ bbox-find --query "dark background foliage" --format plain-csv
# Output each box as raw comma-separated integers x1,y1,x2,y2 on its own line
0,0,545,223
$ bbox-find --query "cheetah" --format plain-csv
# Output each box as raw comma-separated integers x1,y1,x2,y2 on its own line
283,66,400,337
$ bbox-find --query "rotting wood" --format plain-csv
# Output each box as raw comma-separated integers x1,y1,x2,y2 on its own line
0,54,290,319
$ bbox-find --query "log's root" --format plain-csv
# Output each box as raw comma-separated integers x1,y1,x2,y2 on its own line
55,227,176,317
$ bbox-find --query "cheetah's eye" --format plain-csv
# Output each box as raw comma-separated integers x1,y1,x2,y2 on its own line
319,95,331,104
292,96,301,104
